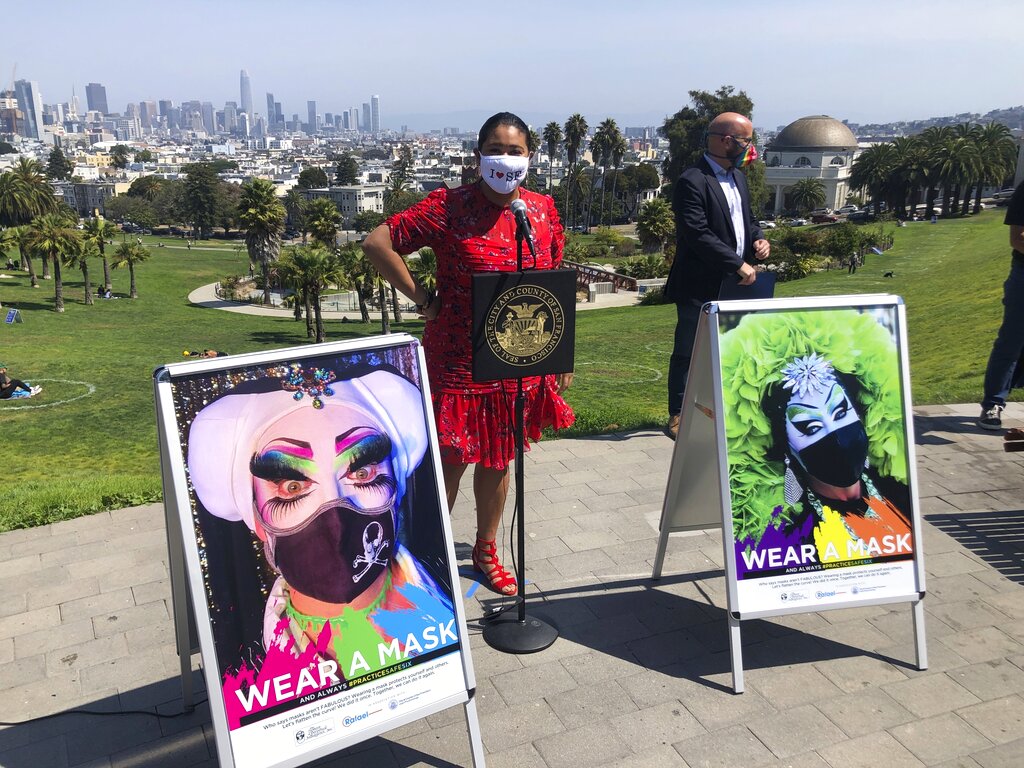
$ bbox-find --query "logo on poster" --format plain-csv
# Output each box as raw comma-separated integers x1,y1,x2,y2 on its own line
343,711,370,727
294,730,305,743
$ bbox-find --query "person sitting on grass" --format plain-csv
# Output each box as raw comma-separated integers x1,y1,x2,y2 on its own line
0,363,41,399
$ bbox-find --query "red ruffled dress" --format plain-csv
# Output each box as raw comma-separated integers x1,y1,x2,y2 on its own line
387,183,575,469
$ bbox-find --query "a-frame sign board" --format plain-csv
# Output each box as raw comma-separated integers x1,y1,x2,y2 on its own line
653,295,927,693
155,335,485,768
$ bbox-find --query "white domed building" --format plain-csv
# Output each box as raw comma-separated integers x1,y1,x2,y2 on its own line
763,115,860,214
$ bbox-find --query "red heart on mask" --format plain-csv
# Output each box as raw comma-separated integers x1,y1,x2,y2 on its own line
495,171,504,178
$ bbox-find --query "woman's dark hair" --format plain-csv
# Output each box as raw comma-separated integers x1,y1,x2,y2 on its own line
762,370,865,463
478,112,529,149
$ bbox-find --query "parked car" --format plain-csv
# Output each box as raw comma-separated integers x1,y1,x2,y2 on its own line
758,220,777,229
811,214,838,224
836,205,858,215
788,218,808,227
847,211,876,223
810,207,833,216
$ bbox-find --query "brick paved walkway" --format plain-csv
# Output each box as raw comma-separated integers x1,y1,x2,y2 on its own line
1,404,1022,767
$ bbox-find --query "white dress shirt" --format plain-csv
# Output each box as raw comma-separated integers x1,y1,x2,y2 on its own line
704,154,745,259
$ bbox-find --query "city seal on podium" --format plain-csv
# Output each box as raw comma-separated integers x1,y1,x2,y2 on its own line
484,283,565,367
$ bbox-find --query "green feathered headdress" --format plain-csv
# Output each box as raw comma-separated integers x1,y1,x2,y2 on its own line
719,308,907,546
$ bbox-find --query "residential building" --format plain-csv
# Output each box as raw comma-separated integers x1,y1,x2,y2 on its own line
299,184,386,228
64,180,132,217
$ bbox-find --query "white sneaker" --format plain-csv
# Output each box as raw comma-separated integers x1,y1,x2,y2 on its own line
29,385,42,396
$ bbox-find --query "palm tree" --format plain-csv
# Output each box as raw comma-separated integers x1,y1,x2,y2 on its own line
82,217,118,291
237,178,287,306
305,198,341,249
283,188,309,244
918,126,953,218
0,164,57,288
336,242,371,323
972,122,1017,214
409,247,437,293
889,137,928,218
111,241,150,299
850,143,897,216
26,212,82,312
11,158,57,219
72,241,100,306
635,199,675,253
563,114,588,230
12,225,38,287
606,133,628,227
542,122,562,193
934,133,980,218
789,178,827,215
282,246,346,343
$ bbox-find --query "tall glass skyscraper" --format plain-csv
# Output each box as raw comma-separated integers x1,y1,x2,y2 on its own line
371,94,381,134
14,80,43,139
85,82,109,115
239,70,253,116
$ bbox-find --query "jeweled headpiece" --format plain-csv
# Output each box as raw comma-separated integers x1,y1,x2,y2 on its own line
780,353,835,399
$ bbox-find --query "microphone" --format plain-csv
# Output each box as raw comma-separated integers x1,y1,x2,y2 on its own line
510,199,537,260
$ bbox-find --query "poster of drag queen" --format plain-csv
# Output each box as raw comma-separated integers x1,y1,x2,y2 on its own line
718,304,922,614
159,337,469,767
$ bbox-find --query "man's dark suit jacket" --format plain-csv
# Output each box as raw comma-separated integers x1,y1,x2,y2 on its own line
664,156,764,304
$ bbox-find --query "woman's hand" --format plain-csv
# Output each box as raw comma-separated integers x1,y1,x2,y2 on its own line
419,294,442,321
556,372,573,394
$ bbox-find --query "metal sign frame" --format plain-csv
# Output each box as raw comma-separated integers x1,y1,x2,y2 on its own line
654,295,927,692
154,334,484,768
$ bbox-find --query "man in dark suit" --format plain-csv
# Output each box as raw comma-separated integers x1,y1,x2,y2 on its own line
664,112,770,438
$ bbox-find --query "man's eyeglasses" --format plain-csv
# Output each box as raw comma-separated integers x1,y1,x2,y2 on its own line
710,132,753,147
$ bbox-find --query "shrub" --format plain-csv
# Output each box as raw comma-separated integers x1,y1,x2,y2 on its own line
619,254,669,279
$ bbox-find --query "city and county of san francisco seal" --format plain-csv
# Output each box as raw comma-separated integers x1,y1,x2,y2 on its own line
485,284,565,366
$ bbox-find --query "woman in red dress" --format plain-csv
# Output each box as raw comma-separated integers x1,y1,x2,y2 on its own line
364,112,575,596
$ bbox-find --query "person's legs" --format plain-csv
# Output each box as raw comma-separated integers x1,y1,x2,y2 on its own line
471,463,515,595
0,378,30,399
980,261,1024,426
440,461,469,513
667,300,702,422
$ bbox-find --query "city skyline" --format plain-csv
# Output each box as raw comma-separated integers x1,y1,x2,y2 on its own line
5,0,1022,132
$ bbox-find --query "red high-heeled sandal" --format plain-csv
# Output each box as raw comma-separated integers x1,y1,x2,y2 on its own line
472,538,518,596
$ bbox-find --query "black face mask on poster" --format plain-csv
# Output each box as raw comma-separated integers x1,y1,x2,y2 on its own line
268,502,395,605
793,421,869,489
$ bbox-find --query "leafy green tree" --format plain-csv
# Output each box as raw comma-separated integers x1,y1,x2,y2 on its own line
82,216,117,291
103,195,156,229
789,178,827,215
820,222,864,263
305,197,341,248
563,114,589,230
216,181,242,233
110,145,131,169
334,153,360,185
384,189,426,217
542,121,562,192
606,132,628,226
46,147,75,181
152,179,186,226
237,178,287,305
352,210,386,233
660,86,754,186
134,149,155,163
297,166,330,189
182,163,221,239
635,198,675,253
26,211,82,312
111,241,150,298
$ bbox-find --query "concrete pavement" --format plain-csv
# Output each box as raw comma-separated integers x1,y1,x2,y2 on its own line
1,403,1022,767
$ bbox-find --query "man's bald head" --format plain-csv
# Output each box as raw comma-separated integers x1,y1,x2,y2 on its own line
706,112,754,167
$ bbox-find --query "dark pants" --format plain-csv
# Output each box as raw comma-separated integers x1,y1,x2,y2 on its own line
667,300,703,416
0,378,29,399
982,259,1024,410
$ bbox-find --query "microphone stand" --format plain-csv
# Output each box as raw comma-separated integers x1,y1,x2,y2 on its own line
482,215,558,654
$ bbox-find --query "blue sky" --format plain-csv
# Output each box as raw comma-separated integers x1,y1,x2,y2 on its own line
6,0,1021,132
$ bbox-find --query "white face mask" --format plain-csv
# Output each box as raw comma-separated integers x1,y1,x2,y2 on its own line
478,154,529,195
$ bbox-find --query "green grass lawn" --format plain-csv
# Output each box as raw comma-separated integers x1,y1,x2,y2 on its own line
0,210,1014,530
